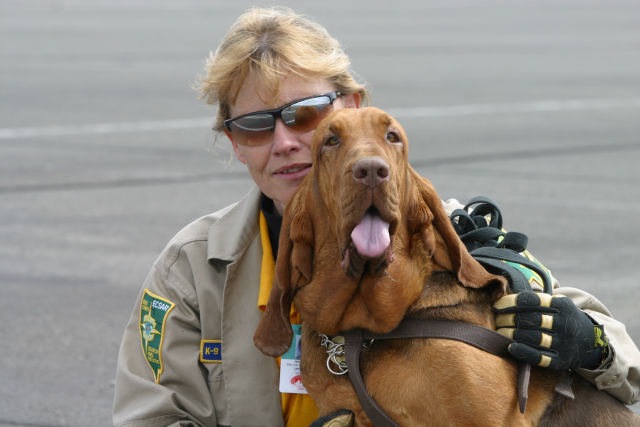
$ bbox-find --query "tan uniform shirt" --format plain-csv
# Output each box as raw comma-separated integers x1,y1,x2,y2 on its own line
114,187,283,426
113,189,640,426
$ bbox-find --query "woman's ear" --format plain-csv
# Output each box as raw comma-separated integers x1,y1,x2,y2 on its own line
342,92,361,109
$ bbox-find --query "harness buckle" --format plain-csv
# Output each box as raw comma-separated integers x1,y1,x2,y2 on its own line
361,339,374,349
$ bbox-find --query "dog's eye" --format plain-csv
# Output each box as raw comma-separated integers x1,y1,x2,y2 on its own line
324,135,340,147
386,132,401,143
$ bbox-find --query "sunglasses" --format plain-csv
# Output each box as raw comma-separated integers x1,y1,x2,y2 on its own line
223,91,342,146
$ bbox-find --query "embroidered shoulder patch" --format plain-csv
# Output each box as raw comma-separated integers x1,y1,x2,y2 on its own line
200,340,222,363
139,289,175,383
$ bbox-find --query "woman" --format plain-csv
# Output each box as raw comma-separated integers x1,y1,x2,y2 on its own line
113,7,639,427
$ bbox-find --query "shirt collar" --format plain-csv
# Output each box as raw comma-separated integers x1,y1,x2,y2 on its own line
207,186,262,262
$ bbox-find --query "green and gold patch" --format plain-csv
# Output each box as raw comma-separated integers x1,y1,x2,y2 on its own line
503,250,551,290
139,289,175,383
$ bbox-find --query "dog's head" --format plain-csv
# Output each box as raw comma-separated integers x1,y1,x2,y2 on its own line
254,107,506,357
312,106,408,277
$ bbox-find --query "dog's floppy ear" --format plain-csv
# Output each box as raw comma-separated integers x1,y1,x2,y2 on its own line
253,191,313,357
409,168,507,292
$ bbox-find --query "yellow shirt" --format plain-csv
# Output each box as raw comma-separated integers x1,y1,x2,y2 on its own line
258,212,319,427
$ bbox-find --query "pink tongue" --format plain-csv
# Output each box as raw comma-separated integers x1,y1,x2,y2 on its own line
350,211,390,258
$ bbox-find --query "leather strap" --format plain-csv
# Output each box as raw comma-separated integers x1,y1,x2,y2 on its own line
344,318,516,427
360,318,513,354
344,328,399,427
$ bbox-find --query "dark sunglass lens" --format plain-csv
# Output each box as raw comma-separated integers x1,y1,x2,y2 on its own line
231,113,275,132
230,114,275,146
282,96,332,131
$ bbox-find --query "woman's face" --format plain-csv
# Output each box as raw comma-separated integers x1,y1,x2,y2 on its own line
226,72,360,214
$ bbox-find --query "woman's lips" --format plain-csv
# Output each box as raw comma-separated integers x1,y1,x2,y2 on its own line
273,163,312,180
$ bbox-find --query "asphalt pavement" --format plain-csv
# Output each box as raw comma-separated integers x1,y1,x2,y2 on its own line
1,0,639,425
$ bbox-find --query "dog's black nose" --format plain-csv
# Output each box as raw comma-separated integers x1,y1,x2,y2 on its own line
352,156,389,187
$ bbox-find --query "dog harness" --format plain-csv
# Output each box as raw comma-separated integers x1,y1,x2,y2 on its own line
327,197,569,427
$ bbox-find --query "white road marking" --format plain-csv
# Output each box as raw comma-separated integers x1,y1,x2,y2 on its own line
0,118,213,140
1,97,640,140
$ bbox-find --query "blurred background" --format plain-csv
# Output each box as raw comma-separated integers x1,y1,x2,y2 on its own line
1,0,639,425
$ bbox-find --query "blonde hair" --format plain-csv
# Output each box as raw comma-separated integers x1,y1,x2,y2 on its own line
198,7,369,132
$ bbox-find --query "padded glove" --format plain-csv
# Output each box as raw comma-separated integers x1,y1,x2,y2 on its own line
309,409,354,427
493,291,608,370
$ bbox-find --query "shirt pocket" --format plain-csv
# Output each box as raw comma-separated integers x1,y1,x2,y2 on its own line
205,362,231,426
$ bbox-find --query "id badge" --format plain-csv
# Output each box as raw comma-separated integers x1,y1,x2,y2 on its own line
279,324,308,394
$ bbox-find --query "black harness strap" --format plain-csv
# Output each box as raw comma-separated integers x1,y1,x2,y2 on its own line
450,196,553,294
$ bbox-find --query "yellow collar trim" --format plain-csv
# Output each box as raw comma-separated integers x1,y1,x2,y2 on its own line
257,211,299,322
257,211,275,312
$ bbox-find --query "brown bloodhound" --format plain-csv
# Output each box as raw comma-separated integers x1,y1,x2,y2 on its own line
254,107,639,426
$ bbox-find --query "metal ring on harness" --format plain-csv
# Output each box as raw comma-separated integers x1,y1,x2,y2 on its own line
319,333,349,375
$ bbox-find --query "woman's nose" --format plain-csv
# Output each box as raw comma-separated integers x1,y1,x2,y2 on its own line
271,118,302,154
